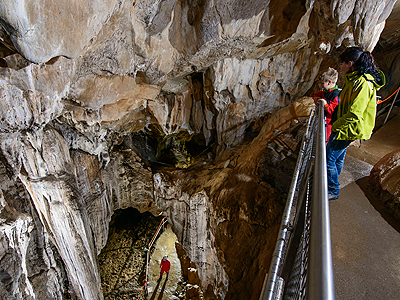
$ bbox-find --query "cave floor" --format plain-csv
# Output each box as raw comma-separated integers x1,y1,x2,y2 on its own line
147,225,184,300
330,113,400,300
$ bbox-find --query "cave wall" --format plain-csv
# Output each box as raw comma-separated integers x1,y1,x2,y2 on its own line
370,148,400,222
153,96,315,299
0,164,69,299
0,0,398,299
373,1,400,99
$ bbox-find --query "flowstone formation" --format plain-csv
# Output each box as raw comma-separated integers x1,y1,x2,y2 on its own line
0,0,399,299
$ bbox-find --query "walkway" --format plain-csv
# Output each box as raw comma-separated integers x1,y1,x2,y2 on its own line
330,114,400,299
147,225,183,300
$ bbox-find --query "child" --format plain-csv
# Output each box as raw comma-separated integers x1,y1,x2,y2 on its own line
313,67,340,142
327,47,385,200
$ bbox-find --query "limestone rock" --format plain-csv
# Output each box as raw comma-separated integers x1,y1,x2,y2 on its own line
186,284,201,299
370,147,400,220
11,125,157,299
0,190,68,300
153,176,229,297
0,0,119,63
0,190,35,299
16,127,103,300
329,0,397,50
371,148,400,198
0,0,399,299
0,57,74,133
373,1,400,100
151,98,312,299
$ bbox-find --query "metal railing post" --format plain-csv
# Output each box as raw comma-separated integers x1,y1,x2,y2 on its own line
307,101,335,300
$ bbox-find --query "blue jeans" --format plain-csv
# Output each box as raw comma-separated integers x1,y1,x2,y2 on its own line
326,133,351,195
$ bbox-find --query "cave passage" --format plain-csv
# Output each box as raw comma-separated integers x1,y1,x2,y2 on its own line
98,207,164,299
98,208,198,300
146,224,186,299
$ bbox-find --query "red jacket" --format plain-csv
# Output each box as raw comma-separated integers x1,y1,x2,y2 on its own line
160,259,170,273
313,88,340,141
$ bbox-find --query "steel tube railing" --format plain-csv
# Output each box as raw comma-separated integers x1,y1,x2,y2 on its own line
306,101,335,300
260,112,316,300
145,217,168,282
137,216,168,300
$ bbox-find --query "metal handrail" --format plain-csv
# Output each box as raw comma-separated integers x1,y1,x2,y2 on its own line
259,111,316,300
307,101,335,300
137,216,168,300
383,88,399,126
260,100,336,300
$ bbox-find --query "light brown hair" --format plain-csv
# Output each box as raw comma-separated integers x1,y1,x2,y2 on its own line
319,67,338,84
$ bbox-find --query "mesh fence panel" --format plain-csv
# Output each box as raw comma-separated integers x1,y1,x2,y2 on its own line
283,111,317,300
261,110,318,300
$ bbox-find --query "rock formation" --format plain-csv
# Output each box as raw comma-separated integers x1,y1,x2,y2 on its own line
0,0,399,299
370,148,400,223
373,1,400,100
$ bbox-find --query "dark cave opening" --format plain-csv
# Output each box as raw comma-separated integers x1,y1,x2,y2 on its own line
98,207,203,299
98,207,164,299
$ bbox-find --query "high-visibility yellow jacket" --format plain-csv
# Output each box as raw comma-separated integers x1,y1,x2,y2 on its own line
332,70,385,141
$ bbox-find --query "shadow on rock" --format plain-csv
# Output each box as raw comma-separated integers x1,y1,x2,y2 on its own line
149,277,168,300
357,176,400,234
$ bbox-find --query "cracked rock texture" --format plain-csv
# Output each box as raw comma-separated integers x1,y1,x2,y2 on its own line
0,0,399,299
370,148,400,223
